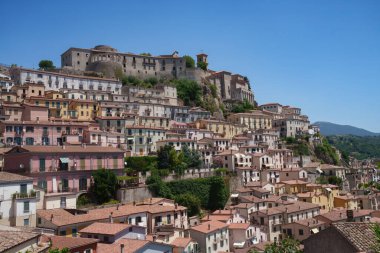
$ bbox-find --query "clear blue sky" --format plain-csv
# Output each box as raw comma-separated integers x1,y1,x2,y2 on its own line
1,1,379,132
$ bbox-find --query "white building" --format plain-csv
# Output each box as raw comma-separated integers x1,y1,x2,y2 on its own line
190,221,230,253
10,67,122,95
0,172,38,227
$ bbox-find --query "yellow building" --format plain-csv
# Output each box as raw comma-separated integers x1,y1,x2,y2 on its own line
297,192,331,211
68,100,97,121
282,180,308,194
192,119,247,139
334,193,359,210
306,183,340,210
26,95,71,120
227,110,272,130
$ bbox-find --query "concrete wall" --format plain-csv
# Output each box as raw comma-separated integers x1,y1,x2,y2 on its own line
117,186,153,204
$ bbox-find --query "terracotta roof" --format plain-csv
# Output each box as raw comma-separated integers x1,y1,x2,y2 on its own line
293,218,325,228
79,222,132,235
190,221,228,234
0,231,39,252
171,237,194,248
97,238,150,253
0,172,33,183
50,235,98,250
317,209,373,222
332,222,379,252
228,223,250,230
259,201,320,216
37,202,186,227
201,214,231,222
7,145,124,154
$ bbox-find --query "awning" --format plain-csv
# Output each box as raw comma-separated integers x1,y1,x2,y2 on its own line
127,137,134,140
231,194,239,198
317,168,323,174
60,158,69,163
311,228,319,234
325,188,332,192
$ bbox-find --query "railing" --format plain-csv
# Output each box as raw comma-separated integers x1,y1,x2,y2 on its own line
13,191,37,199
46,187,79,194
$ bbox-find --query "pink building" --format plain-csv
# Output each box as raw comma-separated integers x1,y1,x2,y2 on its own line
4,145,125,193
0,103,91,146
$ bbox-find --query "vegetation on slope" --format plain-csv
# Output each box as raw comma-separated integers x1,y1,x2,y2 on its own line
146,174,229,216
326,135,380,160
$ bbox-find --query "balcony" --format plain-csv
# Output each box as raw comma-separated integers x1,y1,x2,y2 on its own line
13,190,37,200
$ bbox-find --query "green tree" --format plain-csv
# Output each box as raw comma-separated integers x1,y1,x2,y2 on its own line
373,223,380,252
197,61,208,71
91,169,118,204
208,176,229,210
175,193,201,216
209,84,218,98
157,145,180,171
140,52,152,56
173,79,202,106
39,60,55,70
183,55,195,68
231,99,254,113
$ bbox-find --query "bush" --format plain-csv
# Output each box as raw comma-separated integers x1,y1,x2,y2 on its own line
91,169,118,204
231,99,254,113
39,60,55,70
173,79,202,106
197,61,208,71
175,193,201,216
183,55,195,68
125,156,157,173
77,194,92,207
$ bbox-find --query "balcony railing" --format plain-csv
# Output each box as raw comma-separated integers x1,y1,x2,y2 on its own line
13,190,37,200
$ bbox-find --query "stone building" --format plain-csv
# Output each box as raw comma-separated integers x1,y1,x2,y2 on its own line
61,45,186,79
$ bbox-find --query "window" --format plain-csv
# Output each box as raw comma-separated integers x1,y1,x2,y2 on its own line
72,227,77,237
24,218,29,226
299,229,304,235
20,184,27,194
23,201,30,213
26,126,34,132
39,158,46,172
60,197,66,208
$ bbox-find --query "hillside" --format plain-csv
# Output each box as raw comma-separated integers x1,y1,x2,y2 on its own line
326,135,380,160
314,121,380,136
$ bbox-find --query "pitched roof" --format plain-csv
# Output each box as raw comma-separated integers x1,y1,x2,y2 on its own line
332,222,379,252
190,221,228,234
317,209,374,222
171,237,194,248
96,239,167,253
0,231,39,252
228,223,250,230
50,235,98,250
79,222,132,235
0,172,33,183
38,202,186,227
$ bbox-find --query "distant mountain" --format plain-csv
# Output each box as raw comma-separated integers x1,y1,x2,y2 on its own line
314,121,380,137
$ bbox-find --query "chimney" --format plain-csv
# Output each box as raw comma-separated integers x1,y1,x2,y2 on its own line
50,214,54,221
109,212,114,223
347,209,354,222
62,145,65,150
116,204,120,210
208,224,211,230
120,244,124,253
133,201,136,206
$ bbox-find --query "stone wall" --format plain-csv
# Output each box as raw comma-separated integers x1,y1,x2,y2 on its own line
117,186,152,204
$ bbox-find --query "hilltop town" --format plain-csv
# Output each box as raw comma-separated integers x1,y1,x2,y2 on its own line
0,45,378,253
